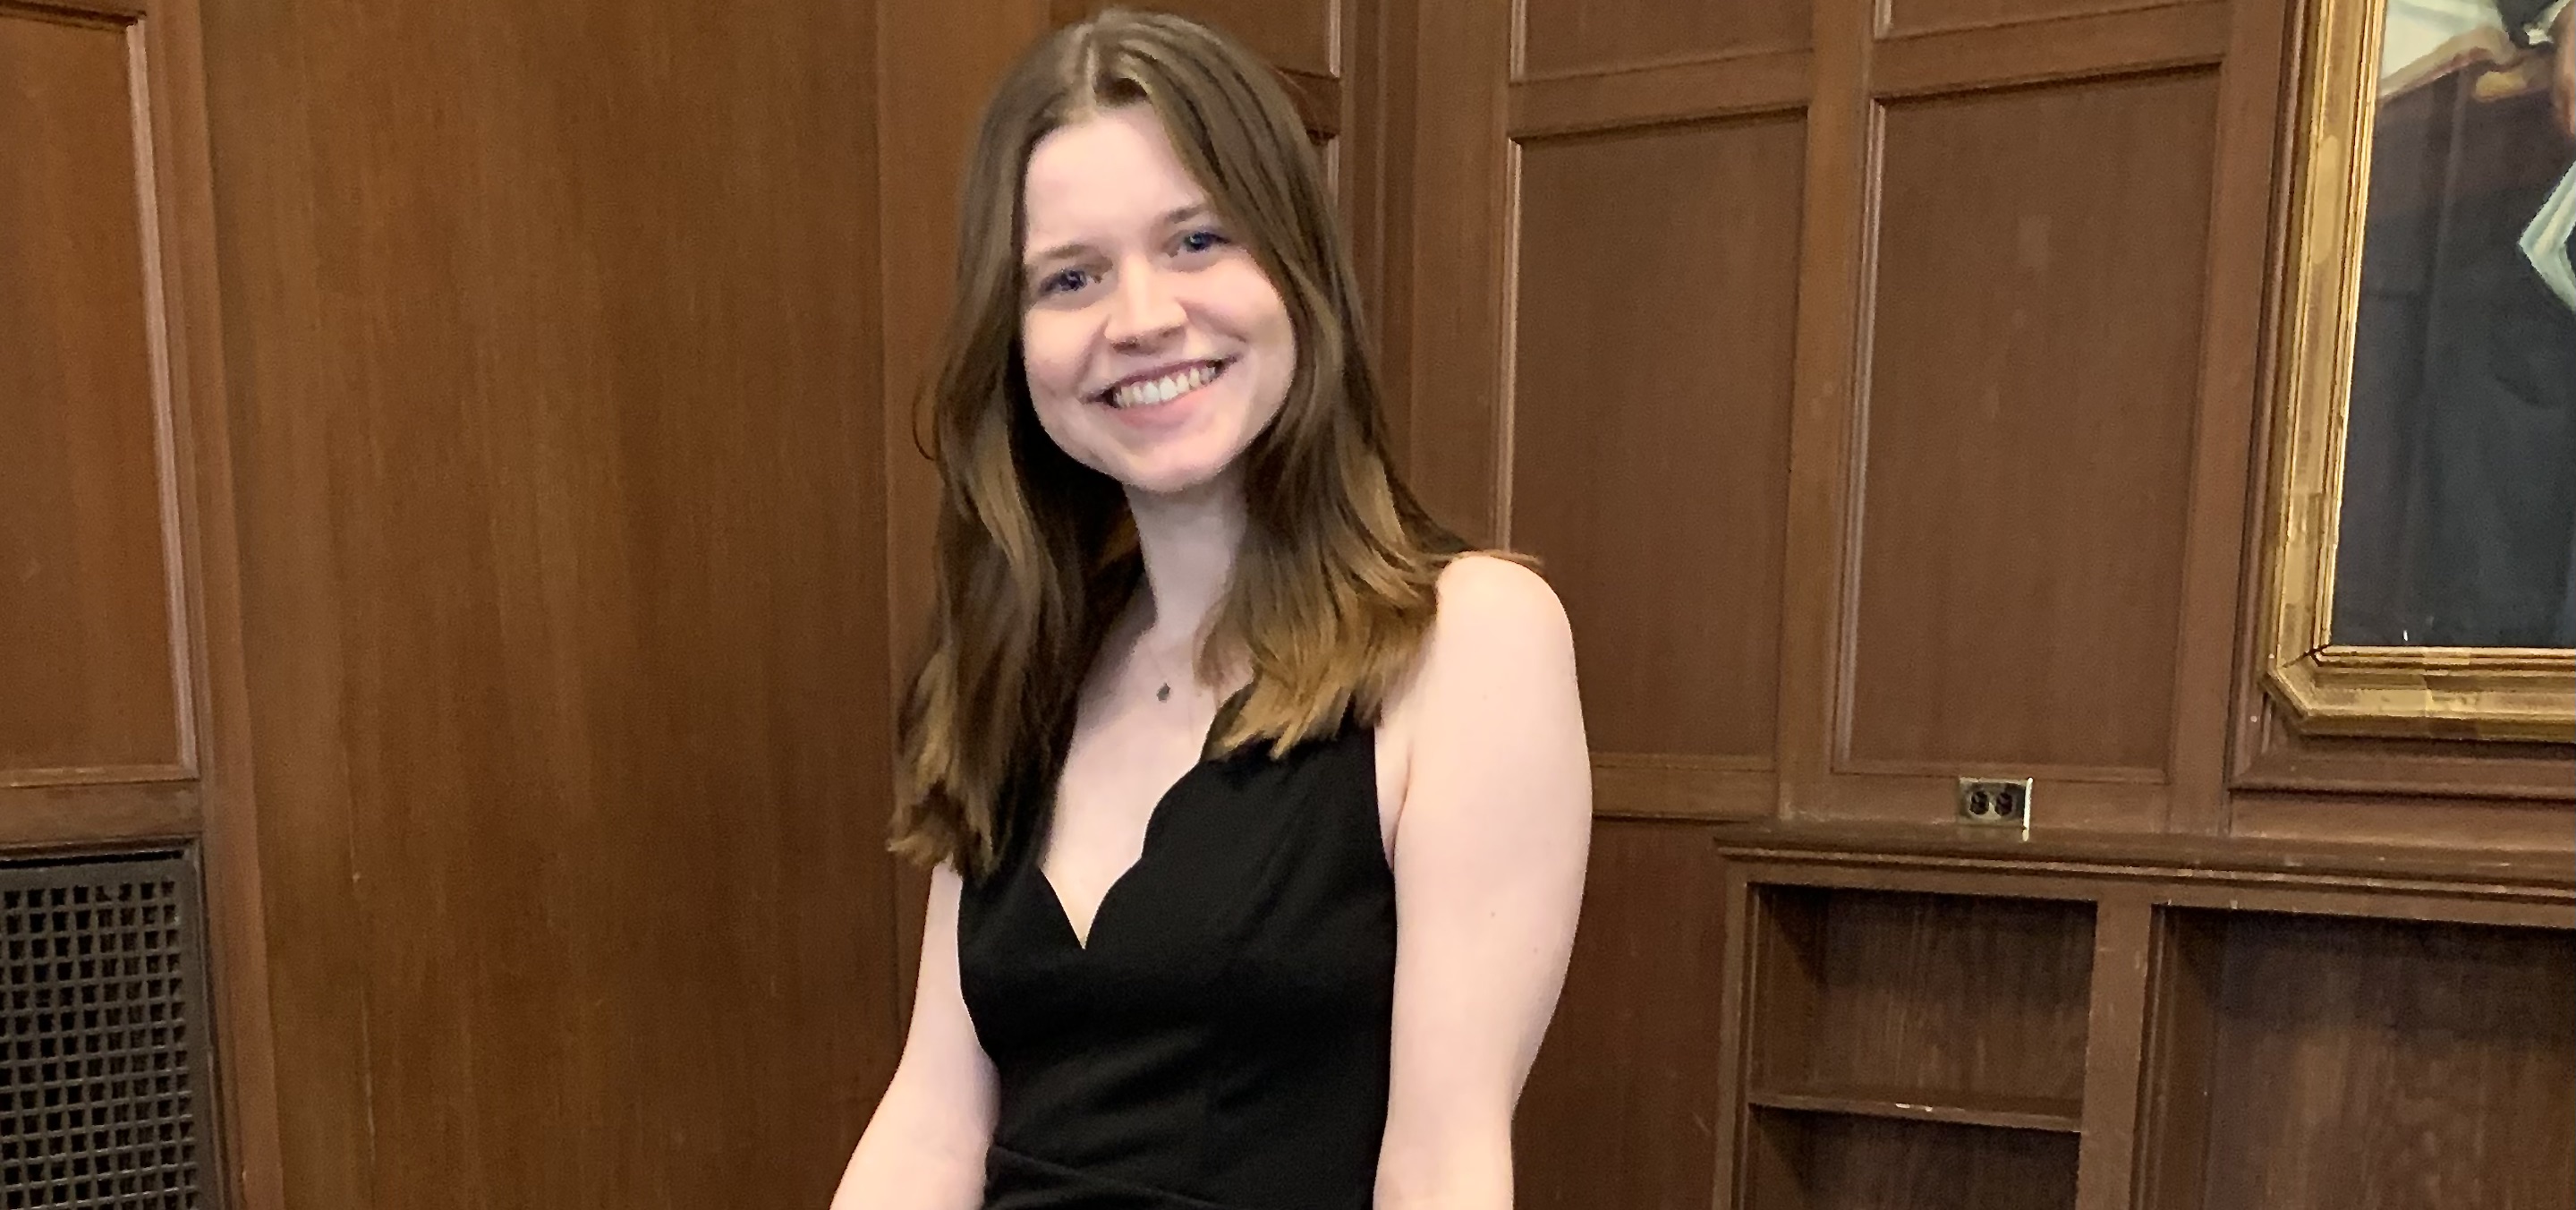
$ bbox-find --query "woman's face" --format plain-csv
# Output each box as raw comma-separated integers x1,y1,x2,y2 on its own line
1017,104,1297,498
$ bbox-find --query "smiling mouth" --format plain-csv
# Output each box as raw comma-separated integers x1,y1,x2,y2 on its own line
1096,359,1228,410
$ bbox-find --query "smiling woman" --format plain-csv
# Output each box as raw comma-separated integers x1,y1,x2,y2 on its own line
829,8,1592,1210
1016,110,1297,497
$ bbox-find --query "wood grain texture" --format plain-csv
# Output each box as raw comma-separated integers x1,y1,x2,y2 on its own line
1757,888,2096,1102
1746,1111,2081,1210
1518,0,1810,80
1509,49,1811,138
1870,4,2230,97
1773,0,1879,821
196,0,900,1204
2234,684,2576,801
0,781,196,850
2224,790,2575,857
1516,822,1730,1210
1884,0,2187,40
0,10,185,779
1509,115,1805,760
2072,892,2153,1210
1846,72,2219,775
1399,0,1511,541
2158,0,2297,837
1715,844,2572,1210
1747,1087,2081,1132
2185,913,2576,1210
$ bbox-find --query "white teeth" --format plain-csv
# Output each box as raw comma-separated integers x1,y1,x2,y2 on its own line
1109,362,1220,409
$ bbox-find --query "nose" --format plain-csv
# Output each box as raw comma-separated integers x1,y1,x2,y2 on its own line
1103,260,1185,348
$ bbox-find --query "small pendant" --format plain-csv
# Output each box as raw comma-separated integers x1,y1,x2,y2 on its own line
1156,683,1172,703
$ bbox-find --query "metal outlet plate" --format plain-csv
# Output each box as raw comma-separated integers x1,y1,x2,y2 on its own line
1956,777,2033,829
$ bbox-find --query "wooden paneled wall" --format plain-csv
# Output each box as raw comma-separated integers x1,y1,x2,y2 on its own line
189,0,904,1197
1409,0,2275,833
863,1,2572,1207
7,0,903,1206
1375,0,2576,1205
1,1,211,848
8,0,2567,1206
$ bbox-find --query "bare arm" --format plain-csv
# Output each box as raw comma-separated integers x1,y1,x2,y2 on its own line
1375,557,1593,1210
829,865,998,1210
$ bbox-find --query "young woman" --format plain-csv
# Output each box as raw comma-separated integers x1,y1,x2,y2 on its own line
832,10,1590,1208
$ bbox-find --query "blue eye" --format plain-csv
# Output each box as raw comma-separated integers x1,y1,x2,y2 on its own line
1035,267,1093,297
1177,228,1229,255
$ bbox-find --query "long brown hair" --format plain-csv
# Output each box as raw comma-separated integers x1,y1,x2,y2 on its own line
890,8,1468,875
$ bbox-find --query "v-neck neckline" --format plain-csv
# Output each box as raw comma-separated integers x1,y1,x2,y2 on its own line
1035,686,1250,953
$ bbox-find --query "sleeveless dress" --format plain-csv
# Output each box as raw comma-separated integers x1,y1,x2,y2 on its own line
956,699,1397,1209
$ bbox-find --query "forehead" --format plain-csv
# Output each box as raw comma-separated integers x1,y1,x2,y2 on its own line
1022,106,1207,250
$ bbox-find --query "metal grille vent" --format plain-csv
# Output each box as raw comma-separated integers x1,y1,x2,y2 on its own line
1,856,215,1209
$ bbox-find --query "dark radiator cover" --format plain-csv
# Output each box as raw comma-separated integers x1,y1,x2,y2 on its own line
2,853,218,1209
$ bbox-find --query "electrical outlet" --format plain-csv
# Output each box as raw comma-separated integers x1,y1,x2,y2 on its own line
1956,778,2032,829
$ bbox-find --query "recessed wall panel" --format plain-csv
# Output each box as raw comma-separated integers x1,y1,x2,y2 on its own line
1510,115,1805,760
1847,73,2217,772
0,13,183,779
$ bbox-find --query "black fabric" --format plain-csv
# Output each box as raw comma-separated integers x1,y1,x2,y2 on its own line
958,705,1395,1210
2336,72,2576,647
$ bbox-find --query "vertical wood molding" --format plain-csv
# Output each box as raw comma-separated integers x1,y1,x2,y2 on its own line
2162,0,2294,837
1399,0,1510,544
125,10,206,785
1774,0,1877,819
1705,860,1765,1210
2074,891,2155,1210
99,0,292,1202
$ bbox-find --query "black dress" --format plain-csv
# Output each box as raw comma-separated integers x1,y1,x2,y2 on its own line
957,702,1397,1209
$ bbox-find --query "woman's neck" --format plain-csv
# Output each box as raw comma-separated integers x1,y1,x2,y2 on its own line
1124,469,1247,661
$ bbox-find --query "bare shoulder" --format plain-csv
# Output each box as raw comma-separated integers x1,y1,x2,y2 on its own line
1383,553,1577,726
1423,553,1575,665
1379,554,1586,827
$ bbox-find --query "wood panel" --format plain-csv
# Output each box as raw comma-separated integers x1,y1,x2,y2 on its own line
1845,72,2218,776
197,0,899,1205
0,781,196,850
1885,0,2184,39
1399,0,1511,541
1871,4,2231,96
2179,914,2576,1210
1745,1112,2081,1210
1509,115,1804,761
0,9,186,781
1773,0,1883,820
1518,0,1810,80
1752,887,2095,1103
1509,47,1812,138
1719,841,2573,1210
1516,822,1730,1210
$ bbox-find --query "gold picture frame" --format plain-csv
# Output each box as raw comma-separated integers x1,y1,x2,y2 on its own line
2261,0,2576,742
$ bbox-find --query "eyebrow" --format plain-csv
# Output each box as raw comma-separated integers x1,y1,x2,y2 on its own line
1023,202,1218,269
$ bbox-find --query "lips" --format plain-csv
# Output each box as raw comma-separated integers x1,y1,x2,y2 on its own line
1093,359,1229,409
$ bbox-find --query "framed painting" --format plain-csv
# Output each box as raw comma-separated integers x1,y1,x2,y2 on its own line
2263,0,2575,740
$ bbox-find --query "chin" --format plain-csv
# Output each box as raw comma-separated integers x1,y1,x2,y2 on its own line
1074,423,1257,499
1109,456,1236,499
